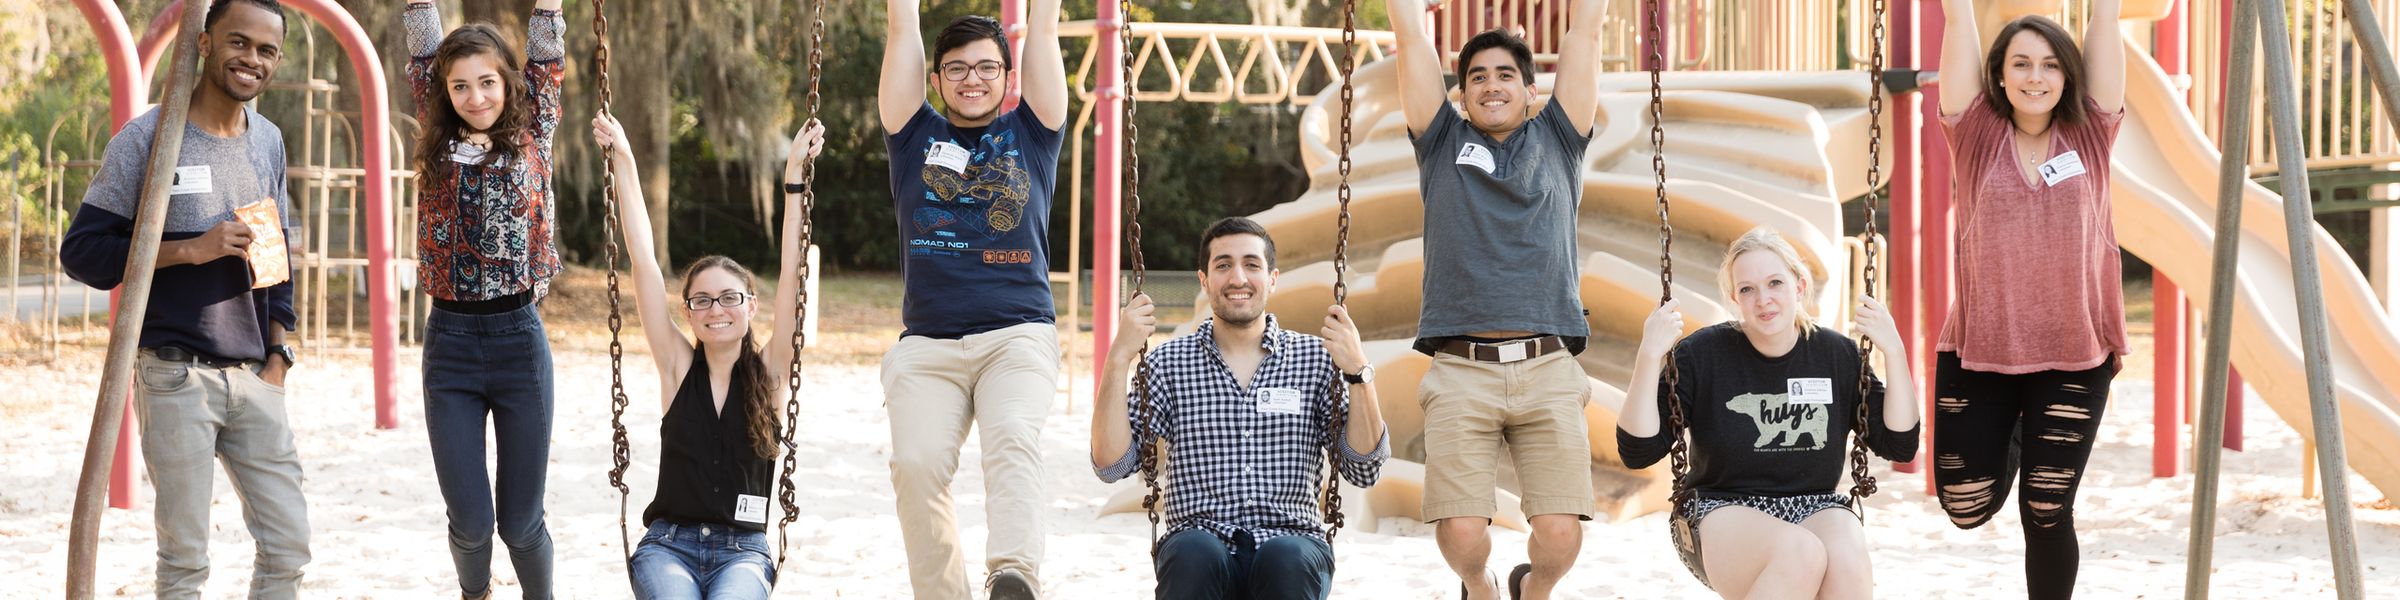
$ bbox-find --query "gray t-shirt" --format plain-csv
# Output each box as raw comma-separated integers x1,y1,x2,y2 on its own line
1409,100,1592,342
83,107,291,231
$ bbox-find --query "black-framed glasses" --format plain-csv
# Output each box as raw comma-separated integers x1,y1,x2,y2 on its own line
938,60,1006,82
685,292,754,311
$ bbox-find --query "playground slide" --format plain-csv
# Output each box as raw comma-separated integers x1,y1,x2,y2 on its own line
1103,45,2399,527
2106,45,2400,495
1128,60,1897,523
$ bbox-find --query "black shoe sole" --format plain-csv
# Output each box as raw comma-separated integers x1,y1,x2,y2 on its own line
988,572,1036,600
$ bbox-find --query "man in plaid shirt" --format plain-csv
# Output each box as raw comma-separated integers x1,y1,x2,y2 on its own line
1091,217,1389,600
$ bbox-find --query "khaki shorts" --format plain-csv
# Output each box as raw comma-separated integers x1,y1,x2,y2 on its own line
1419,350,1594,521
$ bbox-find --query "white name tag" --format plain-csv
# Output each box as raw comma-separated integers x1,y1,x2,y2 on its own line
169,166,213,195
1256,387,1306,415
2038,150,2087,187
734,494,769,524
1455,143,1497,174
449,143,490,166
1787,377,1835,405
926,140,972,174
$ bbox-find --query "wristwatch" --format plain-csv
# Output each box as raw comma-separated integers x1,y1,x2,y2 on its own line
267,344,299,367
783,180,809,195
1341,364,1375,385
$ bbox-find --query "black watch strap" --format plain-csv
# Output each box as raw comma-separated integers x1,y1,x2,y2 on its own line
1341,370,1365,384
783,180,809,195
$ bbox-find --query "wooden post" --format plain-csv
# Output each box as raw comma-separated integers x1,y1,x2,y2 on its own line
64,0,212,596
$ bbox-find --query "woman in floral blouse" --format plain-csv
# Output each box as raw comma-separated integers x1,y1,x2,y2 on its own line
403,0,565,598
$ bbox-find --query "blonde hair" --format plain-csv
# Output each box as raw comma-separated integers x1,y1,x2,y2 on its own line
1716,226,1817,337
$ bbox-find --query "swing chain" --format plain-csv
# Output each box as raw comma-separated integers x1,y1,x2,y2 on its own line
1117,0,1167,555
1848,0,1889,506
1644,0,1694,511
775,0,827,574
593,0,634,569
1318,0,1360,545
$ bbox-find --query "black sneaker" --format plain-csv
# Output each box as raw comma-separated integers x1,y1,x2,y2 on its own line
986,568,1037,600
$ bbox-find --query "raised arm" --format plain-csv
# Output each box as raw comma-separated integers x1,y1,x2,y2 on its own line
1936,0,1983,116
1853,295,1920,434
594,112,689,404
880,0,928,133
760,120,827,392
2082,0,2125,113
1018,0,1068,129
1618,299,1684,438
1386,0,1447,135
1090,293,1156,473
1550,0,1609,134
1322,305,1388,487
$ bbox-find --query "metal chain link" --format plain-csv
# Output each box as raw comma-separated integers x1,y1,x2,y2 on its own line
1318,0,1359,546
1645,0,1694,511
593,0,634,571
1848,0,1889,510
1118,0,1166,555
775,0,827,574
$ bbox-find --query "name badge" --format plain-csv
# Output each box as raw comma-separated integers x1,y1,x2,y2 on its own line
449,143,492,167
1787,377,1835,405
1256,387,1306,415
1455,143,1497,174
2038,150,2087,187
926,141,972,174
734,494,769,524
169,166,213,195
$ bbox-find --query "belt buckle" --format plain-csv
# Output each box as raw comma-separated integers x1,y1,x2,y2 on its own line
1495,340,1530,363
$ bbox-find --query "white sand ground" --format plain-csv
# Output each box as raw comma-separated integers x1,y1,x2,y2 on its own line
2,345,2394,599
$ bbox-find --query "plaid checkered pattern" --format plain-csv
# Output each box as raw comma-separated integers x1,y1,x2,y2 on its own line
1098,315,1388,548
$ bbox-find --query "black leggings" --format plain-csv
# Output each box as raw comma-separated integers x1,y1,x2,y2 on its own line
1931,352,2118,600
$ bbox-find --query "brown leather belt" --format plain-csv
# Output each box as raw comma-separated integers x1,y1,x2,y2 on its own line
1436,336,1567,363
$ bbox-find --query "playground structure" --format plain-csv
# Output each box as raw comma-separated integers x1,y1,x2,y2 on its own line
1072,0,2398,595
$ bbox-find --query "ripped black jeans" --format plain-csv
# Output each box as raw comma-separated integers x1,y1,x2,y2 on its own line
1931,352,2118,600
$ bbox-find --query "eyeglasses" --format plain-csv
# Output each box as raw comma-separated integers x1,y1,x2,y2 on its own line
685,292,754,311
938,60,1006,82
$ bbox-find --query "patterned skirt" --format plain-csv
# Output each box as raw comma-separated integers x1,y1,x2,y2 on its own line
1669,492,1856,589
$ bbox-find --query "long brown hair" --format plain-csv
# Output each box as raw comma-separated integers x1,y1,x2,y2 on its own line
412,24,533,186
1980,15,2089,126
681,255,783,460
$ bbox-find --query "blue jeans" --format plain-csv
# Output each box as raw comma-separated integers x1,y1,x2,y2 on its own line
1154,529,1333,600
423,304,555,599
631,521,777,599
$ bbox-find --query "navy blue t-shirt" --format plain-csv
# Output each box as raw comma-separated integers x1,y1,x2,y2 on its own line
885,103,1062,339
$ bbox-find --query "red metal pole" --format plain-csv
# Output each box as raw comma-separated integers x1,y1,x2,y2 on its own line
1092,0,1125,381
74,0,148,512
1918,0,1954,496
1889,0,1926,475
140,0,402,430
2155,275,2187,477
2227,367,2245,450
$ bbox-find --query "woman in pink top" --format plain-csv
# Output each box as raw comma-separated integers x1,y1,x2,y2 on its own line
1932,0,2126,598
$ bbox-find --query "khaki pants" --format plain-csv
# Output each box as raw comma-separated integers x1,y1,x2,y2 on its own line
1418,351,1593,521
136,350,313,599
881,322,1057,599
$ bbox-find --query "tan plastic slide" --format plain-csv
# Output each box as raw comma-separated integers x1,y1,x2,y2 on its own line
1101,20,2400,528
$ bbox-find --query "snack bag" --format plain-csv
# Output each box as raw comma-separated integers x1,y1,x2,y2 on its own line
234,199,290,289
